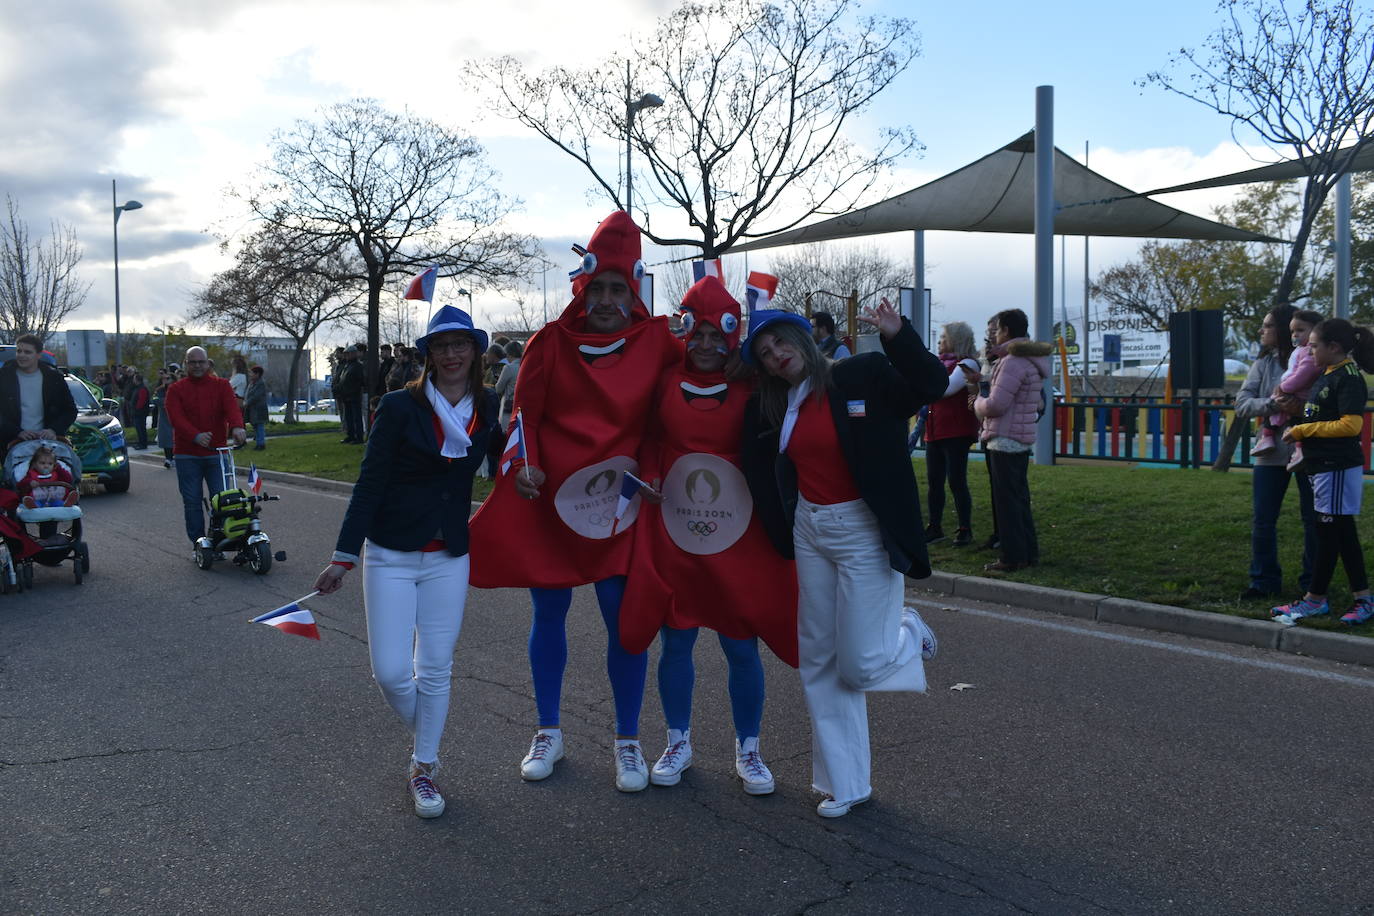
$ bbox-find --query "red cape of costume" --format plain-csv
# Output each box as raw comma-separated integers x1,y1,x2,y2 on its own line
468,293,681,589
617,277,799,667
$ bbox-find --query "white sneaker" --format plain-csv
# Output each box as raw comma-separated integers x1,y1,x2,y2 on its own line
614,741,649,792
735,737,775,795
408,759,445,818
520,730,564,781
650,732,693,786
906,606,939,660
817,793,870,818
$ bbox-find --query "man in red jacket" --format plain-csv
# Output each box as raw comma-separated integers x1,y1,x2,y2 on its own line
165,346,246,548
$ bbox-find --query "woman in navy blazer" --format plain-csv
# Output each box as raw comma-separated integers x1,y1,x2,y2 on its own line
740,301,947,818
314,306,498,819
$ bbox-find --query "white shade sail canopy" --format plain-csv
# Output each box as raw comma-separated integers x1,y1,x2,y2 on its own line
726,131,1282,254
1143,142,1374,195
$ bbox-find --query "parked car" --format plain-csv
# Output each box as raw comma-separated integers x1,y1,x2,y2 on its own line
64,373,130,493
313,398,336,413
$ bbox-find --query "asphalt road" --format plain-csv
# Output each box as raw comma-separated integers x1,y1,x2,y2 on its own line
3,459,1373,915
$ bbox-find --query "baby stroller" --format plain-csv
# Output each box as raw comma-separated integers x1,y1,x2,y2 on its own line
194,446,284,574
3,438,89,586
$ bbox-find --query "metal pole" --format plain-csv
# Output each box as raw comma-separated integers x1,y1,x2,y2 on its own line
1033,86,1055,465
625,61,633,214
112,179,122,365
1335,172,1352,320
913,230,927,340
1083,142,1091,388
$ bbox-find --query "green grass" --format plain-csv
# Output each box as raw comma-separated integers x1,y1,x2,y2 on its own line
233,428,1371,635
919,455,1374,636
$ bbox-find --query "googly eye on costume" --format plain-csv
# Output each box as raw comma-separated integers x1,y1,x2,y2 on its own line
720,313,739,334
567,250,599,282
679,310,697,335
633,259,645,281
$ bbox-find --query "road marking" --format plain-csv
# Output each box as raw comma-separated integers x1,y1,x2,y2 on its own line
934,603,1374,689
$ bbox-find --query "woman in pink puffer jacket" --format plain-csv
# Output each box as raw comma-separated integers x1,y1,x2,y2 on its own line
973,308,1052,572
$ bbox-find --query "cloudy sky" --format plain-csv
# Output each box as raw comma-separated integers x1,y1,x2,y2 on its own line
0,0,1283,350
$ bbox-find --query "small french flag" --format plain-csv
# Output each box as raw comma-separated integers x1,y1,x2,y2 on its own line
404,266,438,302
500,410,527,476
251,596,321,641
692,259,724,285
744,271,778,317
610,471,647,536
248,463,262,496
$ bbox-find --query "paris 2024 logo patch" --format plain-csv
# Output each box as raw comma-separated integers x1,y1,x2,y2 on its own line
555,456,641,539
662,453,752,556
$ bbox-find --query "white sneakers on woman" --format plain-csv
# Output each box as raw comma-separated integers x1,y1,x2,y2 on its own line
650,730,693,786
735,737,775,795
408,759,445,818
614,740,649,792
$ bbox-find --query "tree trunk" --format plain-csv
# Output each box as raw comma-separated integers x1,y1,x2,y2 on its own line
285,342,306,424
1273,178,1329,305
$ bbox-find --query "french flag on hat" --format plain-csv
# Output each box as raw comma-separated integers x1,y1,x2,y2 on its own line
251,598,321,640
692,259,724,285
404,266,438,302
744,271,778,318
610,471,647,536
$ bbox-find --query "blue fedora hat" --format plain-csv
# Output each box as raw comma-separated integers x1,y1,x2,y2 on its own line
416,305,488,357
740,309,814,366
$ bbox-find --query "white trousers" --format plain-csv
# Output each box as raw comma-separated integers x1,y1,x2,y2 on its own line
362,541,470,765
794,496,923,804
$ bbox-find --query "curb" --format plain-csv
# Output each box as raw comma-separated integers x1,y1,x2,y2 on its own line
129,453,356,496
911,571,1374,669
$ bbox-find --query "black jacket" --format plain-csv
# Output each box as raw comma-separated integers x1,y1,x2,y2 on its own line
0,361,78,445
741,320,948,578
334,386,499,559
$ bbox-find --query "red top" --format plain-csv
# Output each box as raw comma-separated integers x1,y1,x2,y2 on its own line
165,375,245,456
788,395,861,505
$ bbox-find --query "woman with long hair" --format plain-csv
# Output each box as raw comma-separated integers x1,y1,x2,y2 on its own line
1272,318,1374,627
1233,303,1316,600
923,321,982,547
313,306,498,818
740,300,947,817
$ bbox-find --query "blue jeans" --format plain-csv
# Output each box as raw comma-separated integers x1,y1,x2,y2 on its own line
175,453,228,542
254,422,267,448
1250,465,1316,594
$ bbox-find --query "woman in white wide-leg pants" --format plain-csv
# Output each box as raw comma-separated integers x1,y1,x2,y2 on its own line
740,300,949,818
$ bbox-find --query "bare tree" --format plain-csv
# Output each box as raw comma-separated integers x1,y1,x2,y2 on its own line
189,228,365,423
1145,0,1374,305
472,0,920,258
768,242,910,314
232,99,539,393
0,196,91,341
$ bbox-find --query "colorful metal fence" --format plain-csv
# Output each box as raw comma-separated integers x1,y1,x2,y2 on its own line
1052,397,1374,472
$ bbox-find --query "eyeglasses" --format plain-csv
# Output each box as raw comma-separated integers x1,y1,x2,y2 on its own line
429,339,475,355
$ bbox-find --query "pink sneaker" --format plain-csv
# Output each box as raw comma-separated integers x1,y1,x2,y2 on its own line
1285,442,1305,472
1251,428,1277,456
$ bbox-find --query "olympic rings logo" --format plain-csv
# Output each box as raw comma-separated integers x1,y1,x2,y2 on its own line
686,520,718,536
586,512,612,527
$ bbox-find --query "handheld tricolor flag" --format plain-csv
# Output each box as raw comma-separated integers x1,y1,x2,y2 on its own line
248,463,262,496
404,266,439,302
744,271,779,319
251,593,322,640
610,471,648,536
692,259,724,285
500,410,527,476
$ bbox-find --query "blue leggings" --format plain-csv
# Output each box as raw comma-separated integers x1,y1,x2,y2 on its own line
529,577,646,736
657,627,765,741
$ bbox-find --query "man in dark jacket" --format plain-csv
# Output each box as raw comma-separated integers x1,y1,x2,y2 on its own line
0,334,77,449
336,344,365,444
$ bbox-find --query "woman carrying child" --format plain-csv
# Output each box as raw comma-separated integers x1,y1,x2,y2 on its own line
312,306,500,818
1252,309,1324,471
1271,318,1374,627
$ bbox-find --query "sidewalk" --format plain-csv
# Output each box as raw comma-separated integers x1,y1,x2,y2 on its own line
131,452,1374,670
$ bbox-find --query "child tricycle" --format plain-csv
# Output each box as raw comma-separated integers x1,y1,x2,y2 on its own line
194,447,286,574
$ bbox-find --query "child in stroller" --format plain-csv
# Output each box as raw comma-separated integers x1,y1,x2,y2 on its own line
3,438,89,585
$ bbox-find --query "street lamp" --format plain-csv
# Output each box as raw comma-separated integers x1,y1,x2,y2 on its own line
625,61,663,214
456,287,475,329
152,325,169,367
112,180,144,365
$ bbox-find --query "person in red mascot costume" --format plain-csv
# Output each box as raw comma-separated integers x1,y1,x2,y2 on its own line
468,211,681,793
616,275,799,796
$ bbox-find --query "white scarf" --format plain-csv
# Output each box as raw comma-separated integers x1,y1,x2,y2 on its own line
424,378,474,458
779,378,811,453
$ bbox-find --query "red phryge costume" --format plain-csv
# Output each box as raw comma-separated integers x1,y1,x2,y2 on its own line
468,212,681,588
619,277,799,666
